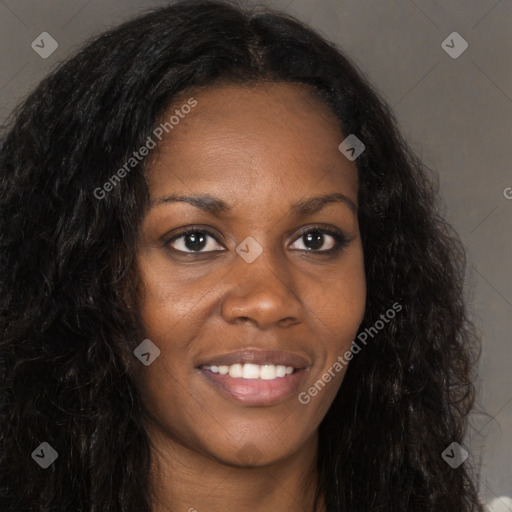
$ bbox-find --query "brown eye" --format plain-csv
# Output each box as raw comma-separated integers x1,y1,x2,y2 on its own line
289,226,351,252
167,229,224,253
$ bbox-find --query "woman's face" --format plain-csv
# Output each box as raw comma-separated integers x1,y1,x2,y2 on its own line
136,82,366,466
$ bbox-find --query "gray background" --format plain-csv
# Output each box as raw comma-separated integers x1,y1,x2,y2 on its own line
1,0,510,507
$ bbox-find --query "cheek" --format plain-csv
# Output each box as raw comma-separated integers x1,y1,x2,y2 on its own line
134,260,213,396
298,246,366,410
136,258,210,341
304,248,366,344
134,268,205,432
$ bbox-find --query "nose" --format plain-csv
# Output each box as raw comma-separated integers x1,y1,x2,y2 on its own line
221,247,303,329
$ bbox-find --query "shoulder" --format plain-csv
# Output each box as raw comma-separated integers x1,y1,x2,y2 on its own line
485,497,512,511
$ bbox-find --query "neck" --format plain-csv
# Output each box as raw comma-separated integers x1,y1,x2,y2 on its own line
147,425,324,512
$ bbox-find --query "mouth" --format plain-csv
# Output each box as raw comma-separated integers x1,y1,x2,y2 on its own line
197,349,310,406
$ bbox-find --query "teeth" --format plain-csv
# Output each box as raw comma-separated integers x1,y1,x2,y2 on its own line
228,364,243,378
203,363,295,380
242,363,260,379
260,364,276,380
276,365,287,378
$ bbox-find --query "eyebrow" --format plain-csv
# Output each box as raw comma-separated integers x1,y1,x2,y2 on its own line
150,191,357,216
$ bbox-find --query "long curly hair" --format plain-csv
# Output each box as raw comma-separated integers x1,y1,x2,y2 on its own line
0,1,483,510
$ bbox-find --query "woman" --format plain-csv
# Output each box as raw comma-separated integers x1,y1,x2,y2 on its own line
0,1,484,510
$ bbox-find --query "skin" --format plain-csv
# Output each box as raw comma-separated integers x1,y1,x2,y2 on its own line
135,82,366,512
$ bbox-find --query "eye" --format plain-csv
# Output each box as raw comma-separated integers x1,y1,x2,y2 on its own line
289,226,350,252
165,225,351,255
166,228,224,253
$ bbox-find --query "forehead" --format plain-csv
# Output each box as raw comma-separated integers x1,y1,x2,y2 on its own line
145,82,358,204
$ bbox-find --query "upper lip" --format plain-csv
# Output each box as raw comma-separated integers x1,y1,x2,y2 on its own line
197,349,311,369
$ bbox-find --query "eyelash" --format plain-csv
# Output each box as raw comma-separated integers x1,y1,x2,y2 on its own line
164,225,351,255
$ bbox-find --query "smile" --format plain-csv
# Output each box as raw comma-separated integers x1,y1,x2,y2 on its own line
197,348,311,406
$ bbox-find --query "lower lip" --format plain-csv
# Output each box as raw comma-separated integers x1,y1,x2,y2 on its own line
199,368,306,406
